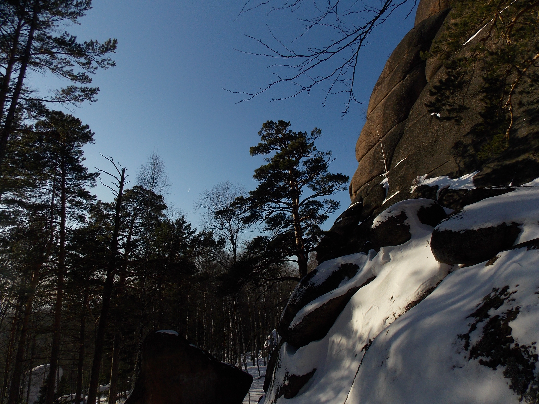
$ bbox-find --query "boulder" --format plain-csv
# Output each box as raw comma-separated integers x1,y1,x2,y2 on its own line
371,211,411,248
125,331,252,404
431,223,522,266
278,262,361,338
282,284,363,348
371,198,447,249
416,201,448,227
275,369,317,400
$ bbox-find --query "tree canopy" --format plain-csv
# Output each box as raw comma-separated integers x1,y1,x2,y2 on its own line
0,0,117,168
239,120,349,278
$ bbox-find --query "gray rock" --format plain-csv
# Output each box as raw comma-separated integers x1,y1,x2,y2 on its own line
278,262,371,348
282,285,363,348
350,9,450,204
371,211,411,248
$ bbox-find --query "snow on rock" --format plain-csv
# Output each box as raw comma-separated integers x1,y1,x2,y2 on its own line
436,187,539,244
411,172,478,195
264,217,452,403
348,245,539,403
372,198,442,234
263,182,539,404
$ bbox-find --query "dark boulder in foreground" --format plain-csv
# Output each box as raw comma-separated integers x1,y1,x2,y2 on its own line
125,331,252,404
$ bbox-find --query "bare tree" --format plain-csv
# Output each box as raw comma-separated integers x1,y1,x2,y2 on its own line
195,181,250,264
136,152,170,196
236,0,417,114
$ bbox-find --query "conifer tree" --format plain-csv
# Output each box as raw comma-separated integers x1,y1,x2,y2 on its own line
0,0,117,169
240,120,348,278
0,111,96,404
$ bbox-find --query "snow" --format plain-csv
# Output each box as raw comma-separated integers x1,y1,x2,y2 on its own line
411,171,478,194
263,179,539,404
243,358,267,404
372,198,436,233
265,210,451,403
348,245,539,404
24,365,63,404
436,187,539,244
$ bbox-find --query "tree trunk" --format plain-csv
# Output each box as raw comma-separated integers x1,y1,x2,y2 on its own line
87,168,126,404
0,0,39,169
44,157,67,404
6,267,41,404
291,193,308,278
74,288,89,404
0,13,23,122
107,332,122,404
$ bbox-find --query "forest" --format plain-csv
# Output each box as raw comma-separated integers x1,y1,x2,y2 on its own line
0,1,353,403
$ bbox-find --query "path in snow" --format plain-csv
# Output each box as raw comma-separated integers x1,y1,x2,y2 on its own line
242,361,266,404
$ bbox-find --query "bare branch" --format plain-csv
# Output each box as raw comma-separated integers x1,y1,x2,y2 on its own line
234,0,416,114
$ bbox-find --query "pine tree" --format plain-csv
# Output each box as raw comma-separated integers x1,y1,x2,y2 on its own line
241,120,348,278
0,111,96,404
0,0,117,169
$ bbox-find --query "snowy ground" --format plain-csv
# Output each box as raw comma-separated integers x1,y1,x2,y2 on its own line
242,359,267,404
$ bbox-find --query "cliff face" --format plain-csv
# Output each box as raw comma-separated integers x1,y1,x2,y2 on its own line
261,1,539,403
349,0,539,221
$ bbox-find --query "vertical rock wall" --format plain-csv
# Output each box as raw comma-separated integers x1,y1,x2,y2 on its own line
348,0,539,220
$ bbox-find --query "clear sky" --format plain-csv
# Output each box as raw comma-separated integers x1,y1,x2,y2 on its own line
40,0,418,229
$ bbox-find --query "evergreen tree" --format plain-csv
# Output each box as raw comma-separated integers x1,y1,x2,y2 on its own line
0,0,117,169
0,111,96,404
240,120,348,278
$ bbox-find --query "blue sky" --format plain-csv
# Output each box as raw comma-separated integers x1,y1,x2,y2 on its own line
44,0,418,229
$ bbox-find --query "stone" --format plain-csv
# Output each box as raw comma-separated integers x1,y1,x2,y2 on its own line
430,223,522,266
350,9,450,203
437,187,515,211
371,198,445,249
282,285,362,348
278,263,361,337
275,369,317,400
416,201,447,227
125,331,252,404
414,0,451,26
371,211,411,248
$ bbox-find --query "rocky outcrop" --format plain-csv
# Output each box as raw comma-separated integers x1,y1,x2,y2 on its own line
265,182,539,404
125,331,252,404
349,0,539,222
431,222,521,266
414,0,450,26
278,262,364,347
264,1,539,402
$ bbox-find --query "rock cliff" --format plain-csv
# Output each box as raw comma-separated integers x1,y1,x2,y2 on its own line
261,1,539,403
349,0,539,221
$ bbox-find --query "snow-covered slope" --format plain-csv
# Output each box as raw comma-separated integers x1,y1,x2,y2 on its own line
262,181,539,404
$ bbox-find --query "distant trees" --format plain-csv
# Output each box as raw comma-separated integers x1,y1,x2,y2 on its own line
0,140,295,403
239,120,348,278
195,181,250,264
